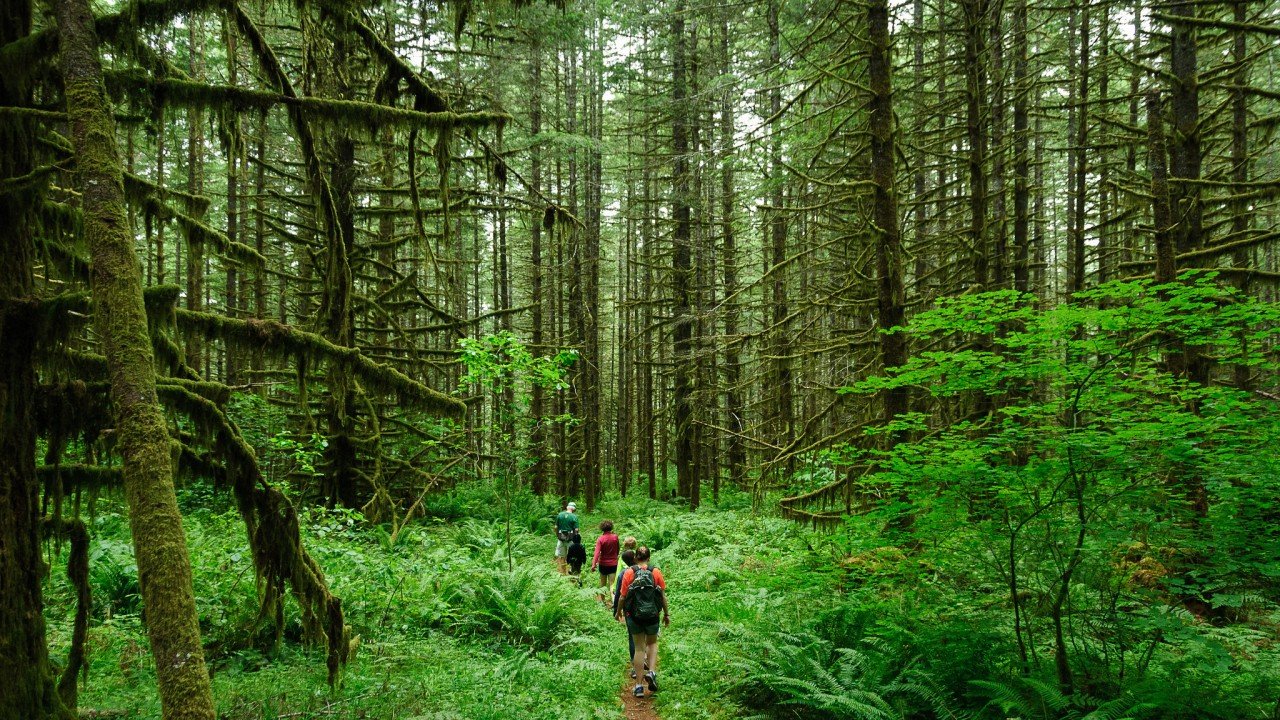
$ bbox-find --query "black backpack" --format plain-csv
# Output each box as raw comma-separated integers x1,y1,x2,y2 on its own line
624,566,664,623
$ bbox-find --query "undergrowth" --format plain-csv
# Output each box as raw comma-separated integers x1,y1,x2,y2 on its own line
40,483,1280,719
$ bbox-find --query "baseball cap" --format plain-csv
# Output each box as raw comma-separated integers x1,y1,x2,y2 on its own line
567,502,577,510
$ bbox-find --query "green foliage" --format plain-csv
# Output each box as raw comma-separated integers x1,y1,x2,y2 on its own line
458,331,577,396
41,419,1280,720
88,535,141,619
730,632,951,720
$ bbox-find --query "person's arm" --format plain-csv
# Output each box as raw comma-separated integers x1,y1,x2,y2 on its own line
592,537,601,570
614,568,632,620
656,569,670,626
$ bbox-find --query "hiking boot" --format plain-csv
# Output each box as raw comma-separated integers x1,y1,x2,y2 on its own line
630,669,637,679
633,684,645,698
645,671,659,693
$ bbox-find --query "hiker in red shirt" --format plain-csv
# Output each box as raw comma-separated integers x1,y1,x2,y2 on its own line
592,520,620,603
614,546,669,698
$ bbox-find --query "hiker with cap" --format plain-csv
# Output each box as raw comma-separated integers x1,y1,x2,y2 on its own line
553,501,579,575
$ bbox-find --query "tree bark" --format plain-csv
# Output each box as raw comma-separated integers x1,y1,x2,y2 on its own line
767,0,793,480
672,0,698,508
963,0,990,290
1012,0,1030,294
719,15,746,491
869,0,907,426
0,4,75,715
55,0,217,716
528,36,547,495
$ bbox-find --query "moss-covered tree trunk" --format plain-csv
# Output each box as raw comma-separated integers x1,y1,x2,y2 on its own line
54,0,217,717
1,6,73,716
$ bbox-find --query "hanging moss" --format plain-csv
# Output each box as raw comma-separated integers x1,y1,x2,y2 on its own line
0,162,57,195
325,6,448,113
35,237,91,284
542,204,582,230
40,517,90,708
33,290,93,348
123,171,209,214
152,329,201,381
153,382,352,686
128,190,264,267
173,308,464,415
0,0,219,92
103,71,507,134
43,349,109,381
35,381,111,458
35,465,122,489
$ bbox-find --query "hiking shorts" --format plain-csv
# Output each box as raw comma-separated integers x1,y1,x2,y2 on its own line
626,617,661,637
555,539,568,558
599,564,617,578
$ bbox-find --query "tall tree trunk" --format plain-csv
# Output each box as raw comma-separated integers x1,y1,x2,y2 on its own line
989,5,1007,288
869,0,907,427
672,0,698,508
1230,0,1252,391
528,35,547,495
582,17,603,510
1165,0,1210,395
55,0,217,716
1167,0,1201,256
1012,0,1030,294
963,0,990,290
719,14,746,491
321,30,360,509
767,0,793,481
1148,93,1176,288
0,3,74,715
1068,3,1090,295
185,20,207,370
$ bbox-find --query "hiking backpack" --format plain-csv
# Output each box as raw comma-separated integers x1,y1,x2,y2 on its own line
624,567,664,622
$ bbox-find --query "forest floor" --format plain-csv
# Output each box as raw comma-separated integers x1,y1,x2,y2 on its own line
39,483,1280,720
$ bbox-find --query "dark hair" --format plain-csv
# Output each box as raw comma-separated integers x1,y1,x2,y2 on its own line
636,546,651,562
600,520,614,533
621,549,636,566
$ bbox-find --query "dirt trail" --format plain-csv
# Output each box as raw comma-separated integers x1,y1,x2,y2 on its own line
619,668,660,720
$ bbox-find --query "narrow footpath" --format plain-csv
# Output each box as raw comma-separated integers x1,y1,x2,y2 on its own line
620,668,660,720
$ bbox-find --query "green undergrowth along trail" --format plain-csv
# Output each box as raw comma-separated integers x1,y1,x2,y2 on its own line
40,483,1280,719
42,486,622,720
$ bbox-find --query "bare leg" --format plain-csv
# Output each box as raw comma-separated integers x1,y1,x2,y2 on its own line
646,638,659,675
631,633,649,685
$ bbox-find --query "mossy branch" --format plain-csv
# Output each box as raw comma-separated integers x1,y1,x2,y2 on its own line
153,382,351,686
41,517,90,707
105,71,507,132
173,308,464,415
36,464,122,488
123,177,264,266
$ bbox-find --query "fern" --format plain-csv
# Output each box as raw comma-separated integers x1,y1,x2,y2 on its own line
968,677,1160,720
729,631,952,719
